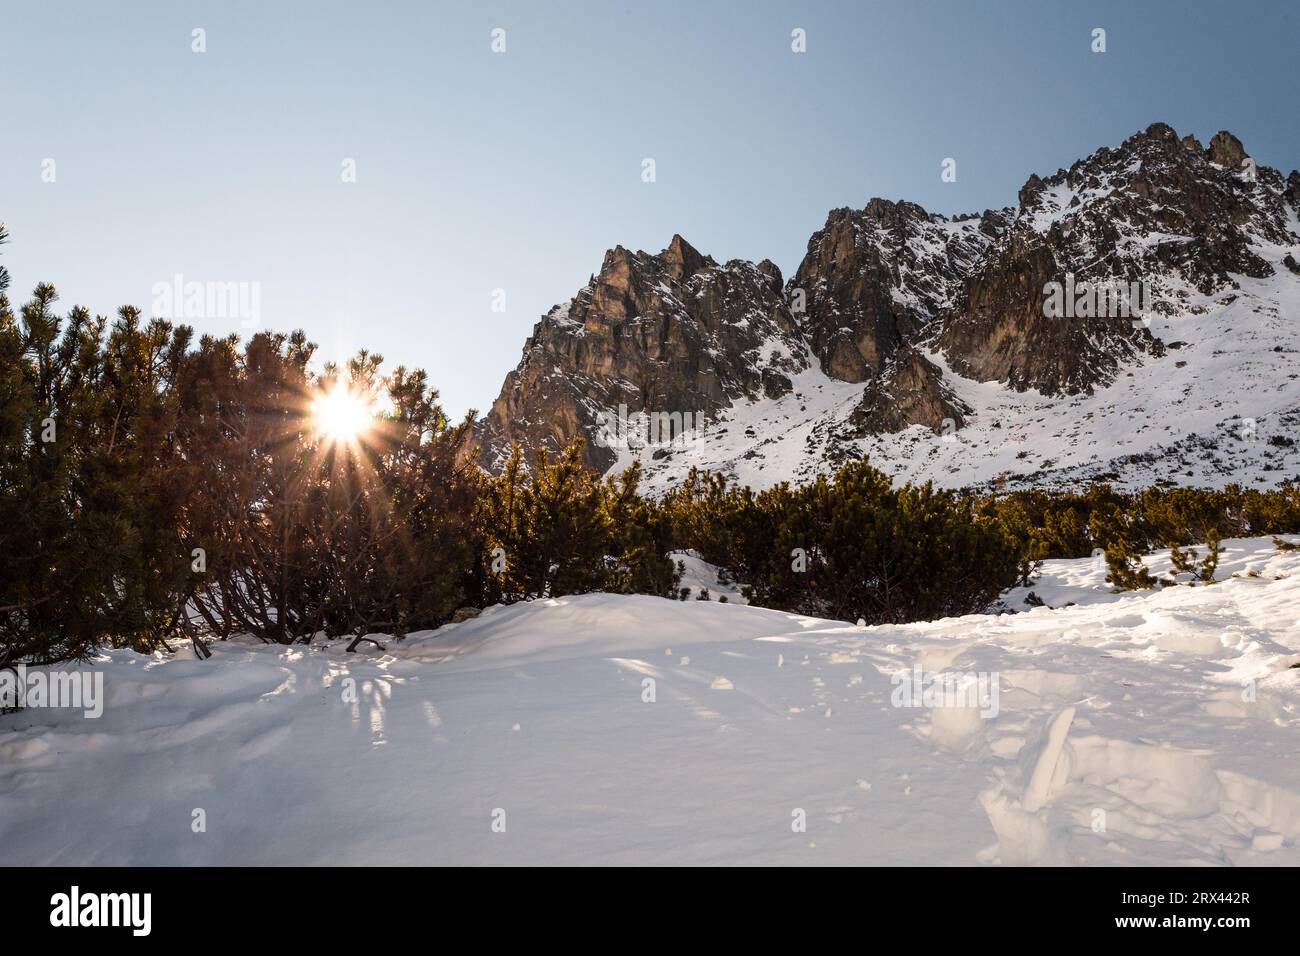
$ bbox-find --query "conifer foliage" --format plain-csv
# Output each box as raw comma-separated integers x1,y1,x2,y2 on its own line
0,261,491,661
1,278,194,665
0,254,678,664
664,461,1023,623
476,444,678,604
5,237,1300,664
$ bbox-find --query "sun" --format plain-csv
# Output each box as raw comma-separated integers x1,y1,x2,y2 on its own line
312,383,377,446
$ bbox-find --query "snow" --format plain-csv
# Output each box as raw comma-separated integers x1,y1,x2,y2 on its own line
611,155,1300,497
669,549,749,604
3,536,1299,866
619,235,1300,496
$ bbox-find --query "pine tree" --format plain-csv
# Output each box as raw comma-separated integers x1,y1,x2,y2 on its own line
1105,539,1156,591
601,462,679,597
1197,530,1222,583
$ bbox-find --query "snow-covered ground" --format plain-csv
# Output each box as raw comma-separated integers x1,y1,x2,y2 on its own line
3,537,1299,866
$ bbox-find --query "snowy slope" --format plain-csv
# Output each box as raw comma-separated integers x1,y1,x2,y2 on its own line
596,129,1300,496
2,537,1299,866
621,229,1300,496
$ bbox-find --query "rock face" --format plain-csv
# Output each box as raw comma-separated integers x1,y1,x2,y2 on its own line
790,199,1006,383
932,230,1161,396
479,124,1300,491
477,235,806,471
933,123,1296,394
850,346,970,434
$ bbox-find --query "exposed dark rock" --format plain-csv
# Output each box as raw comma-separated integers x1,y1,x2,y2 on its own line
933,234,1161,395
477,123,1300,476
1207,130,1247,169
477,235,806,471
932,123,1292,395
1019,173,1045,209
787,198,1006,383
850,346,969,433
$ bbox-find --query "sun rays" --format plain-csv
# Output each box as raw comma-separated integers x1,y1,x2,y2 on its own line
311,382,379,449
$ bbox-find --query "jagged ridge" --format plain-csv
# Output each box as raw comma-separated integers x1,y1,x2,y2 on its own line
477,123,1300,494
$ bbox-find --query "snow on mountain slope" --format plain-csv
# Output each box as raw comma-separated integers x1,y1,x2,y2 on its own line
625,230,1300,496
2,536,1298,866
486,125,1300,496
873,254,1300,493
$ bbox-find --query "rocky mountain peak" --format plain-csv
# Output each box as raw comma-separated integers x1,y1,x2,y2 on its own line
789,197,1005,385
1207,130,1247,168
661,233,709,280
478,123,1300,494
936,122,1298,396
476,236,807,472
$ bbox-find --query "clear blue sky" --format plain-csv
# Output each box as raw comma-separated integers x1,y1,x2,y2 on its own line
3,0,1297,419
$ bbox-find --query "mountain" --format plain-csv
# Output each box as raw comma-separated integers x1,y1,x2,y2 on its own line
477,124,1300,494
477,236,806,473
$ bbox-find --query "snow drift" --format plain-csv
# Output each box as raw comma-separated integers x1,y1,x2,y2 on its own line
2,537,1299,865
